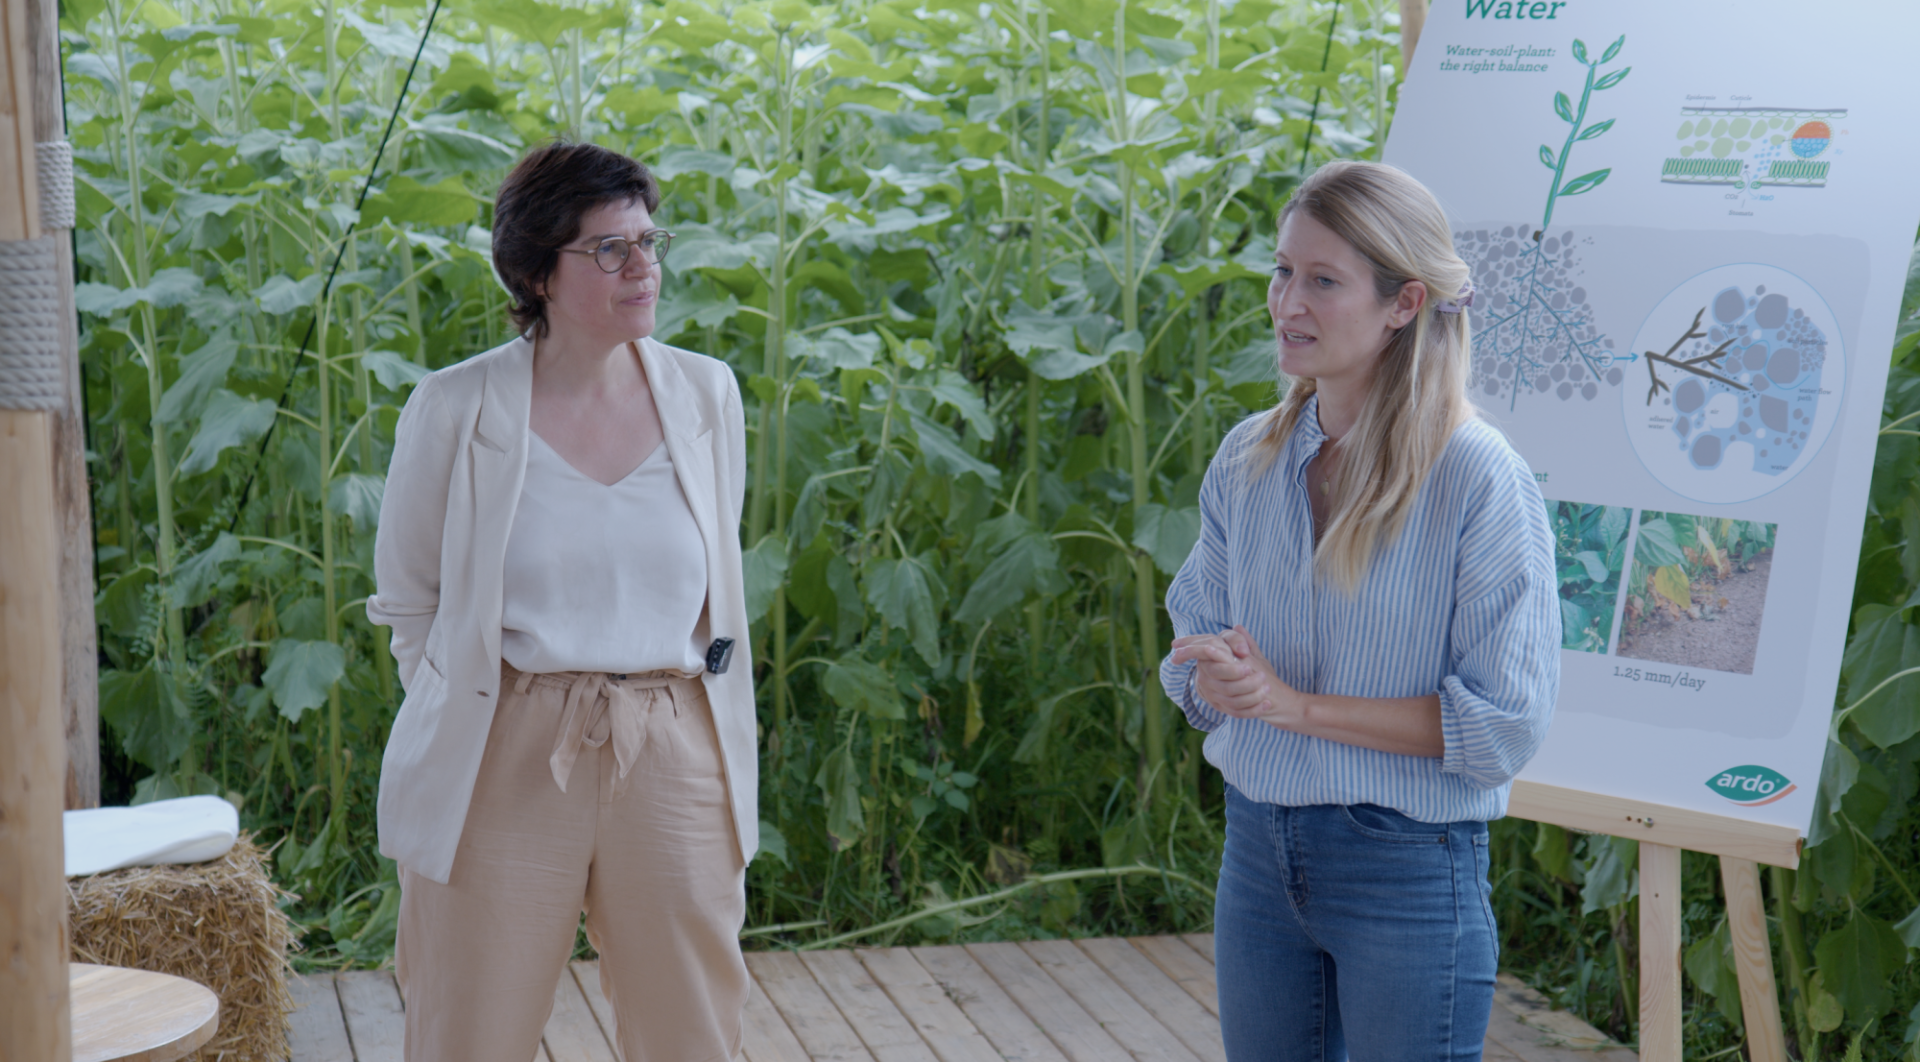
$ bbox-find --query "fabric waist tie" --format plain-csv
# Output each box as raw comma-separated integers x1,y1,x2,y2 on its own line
504,663,704,796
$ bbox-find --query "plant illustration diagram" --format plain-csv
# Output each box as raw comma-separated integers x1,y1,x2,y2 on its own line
1460,36,1630,409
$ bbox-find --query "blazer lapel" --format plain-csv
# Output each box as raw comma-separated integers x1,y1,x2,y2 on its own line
639,339,721,570
470,336,534,663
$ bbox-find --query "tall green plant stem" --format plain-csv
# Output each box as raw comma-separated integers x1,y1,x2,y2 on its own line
755,29,797,727
1113,0,1165,780
1770,866,1815,1053
109,1,190,777
1022,0,1050,678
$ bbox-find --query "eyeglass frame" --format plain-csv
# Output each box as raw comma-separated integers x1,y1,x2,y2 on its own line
556,230,675,273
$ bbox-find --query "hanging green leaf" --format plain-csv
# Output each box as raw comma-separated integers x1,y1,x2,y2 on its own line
262,639,346,721
176,390,276,477
1814,912,1907,1019
823,656,904,720
862,554,944,665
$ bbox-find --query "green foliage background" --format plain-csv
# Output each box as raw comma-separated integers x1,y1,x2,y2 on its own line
61,0,1920,1053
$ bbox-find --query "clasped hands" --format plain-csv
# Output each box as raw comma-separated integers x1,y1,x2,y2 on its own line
1168,625,1305,729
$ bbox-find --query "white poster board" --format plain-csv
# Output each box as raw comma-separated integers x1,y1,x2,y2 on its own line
1384,0,1920,837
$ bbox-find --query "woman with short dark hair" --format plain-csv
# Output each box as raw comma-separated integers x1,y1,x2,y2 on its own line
368,140,757,1062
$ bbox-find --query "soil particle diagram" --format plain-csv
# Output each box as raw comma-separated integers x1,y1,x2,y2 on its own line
1624,263,1844,504
1458,35,1629,408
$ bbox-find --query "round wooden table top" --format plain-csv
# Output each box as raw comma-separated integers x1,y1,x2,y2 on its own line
69,963,220,1062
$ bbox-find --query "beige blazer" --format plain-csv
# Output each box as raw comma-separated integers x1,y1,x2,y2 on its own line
366,334,758,884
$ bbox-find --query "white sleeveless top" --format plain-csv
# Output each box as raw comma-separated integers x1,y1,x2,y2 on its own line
499,433,707,674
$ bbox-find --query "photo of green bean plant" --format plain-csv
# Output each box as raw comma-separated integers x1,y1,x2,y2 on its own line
1619,511,1776,675
1544,498,1628,654
57,0,1920,1051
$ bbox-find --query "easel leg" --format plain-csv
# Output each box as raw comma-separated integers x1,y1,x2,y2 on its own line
1721,855,1788,1062
1640,842,1682,1062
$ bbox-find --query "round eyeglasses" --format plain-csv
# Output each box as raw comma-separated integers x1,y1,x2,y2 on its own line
558,230,674,273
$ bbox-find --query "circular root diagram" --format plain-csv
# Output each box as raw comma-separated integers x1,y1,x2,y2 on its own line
1622,263,1845,504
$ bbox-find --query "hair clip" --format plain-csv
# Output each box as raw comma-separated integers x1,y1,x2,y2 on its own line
1437,282,1475,315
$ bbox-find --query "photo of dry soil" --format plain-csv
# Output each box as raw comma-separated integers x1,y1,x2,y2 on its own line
1616,512,1775,675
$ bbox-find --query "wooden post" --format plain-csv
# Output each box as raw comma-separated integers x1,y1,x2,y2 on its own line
0,413,70,1062
1721,855,1789,1062
1638,841,1683,1062
1399,0,1428,68
0,0,68,1057
28,0,96,812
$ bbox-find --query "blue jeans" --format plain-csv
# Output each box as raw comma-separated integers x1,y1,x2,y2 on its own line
1215,786,1498,1062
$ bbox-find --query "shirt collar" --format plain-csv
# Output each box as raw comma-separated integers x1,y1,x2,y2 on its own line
1287,393,1328,478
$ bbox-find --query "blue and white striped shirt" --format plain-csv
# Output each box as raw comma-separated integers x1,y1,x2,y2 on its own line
1160,396,1560,824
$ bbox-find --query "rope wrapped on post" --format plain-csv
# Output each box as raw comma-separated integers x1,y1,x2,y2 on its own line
0,236,61,411
34,140,72,232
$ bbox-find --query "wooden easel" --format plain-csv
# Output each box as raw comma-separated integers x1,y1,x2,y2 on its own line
1511,779,1801,1062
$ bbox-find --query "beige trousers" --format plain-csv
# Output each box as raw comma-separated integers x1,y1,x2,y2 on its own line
396,665,748,1062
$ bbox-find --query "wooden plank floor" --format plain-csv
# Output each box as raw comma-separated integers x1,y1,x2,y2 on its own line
286,935,1636,1062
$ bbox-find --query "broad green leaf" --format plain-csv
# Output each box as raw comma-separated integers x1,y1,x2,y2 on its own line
1185,67,1268,105
96,568,156,638
1808,739,1858,848
1559,598,1590,643
1574,550,1609,583
99,661,191,771
364,350,430,392
1530,823,1574,883
755,820,789,866
1133,504,1202,576
862,555,943,664
176,390,276,477
361,175,476,227
167,531,240,607
1633,518,1684,567
1840,604,1920,747
823,655,904,720
814,745,864,847
1896,902,1920,950
1683,921,1745,1030
155,332,238,425
262,639,346,721
932,370,993,440
1814,912,1906,1019
1003,305,1112,381
74,268,203,315
330,473,385,530
253,273,324,315
1578,835,1637,915
909,411,1002,489
743,536,789,622
954,532,1062,626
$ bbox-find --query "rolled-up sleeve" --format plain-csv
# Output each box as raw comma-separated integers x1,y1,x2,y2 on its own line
366,374,454,692
1437,460,1560,789
1160,445,1238,733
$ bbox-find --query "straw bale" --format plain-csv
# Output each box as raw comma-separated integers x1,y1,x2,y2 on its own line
67,833,301,1062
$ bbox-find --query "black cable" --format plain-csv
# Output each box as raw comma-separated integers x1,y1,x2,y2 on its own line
228,0,445,533
1298,0,1342,175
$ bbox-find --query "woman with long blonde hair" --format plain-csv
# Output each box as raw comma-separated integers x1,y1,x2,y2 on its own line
1162,160,1559,1060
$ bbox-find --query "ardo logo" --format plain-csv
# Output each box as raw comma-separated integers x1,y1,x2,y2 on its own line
1705,765,1795,806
